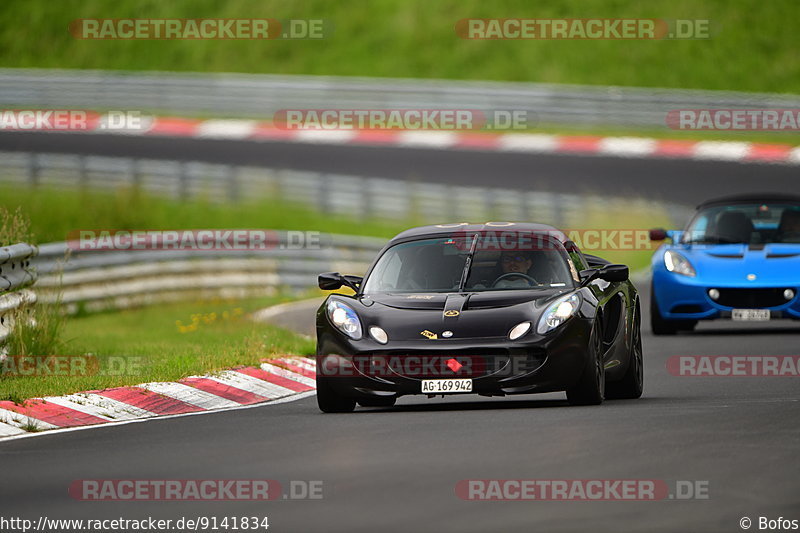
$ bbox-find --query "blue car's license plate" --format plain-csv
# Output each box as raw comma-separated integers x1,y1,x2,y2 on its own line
732,309,771,321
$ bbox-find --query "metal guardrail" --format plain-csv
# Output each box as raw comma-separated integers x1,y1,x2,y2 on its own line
0,243,38,344
0,151,693,229
1,68,799,128
32,234,385,313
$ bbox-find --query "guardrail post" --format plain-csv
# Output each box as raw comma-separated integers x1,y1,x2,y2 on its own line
27,153,40,187
227,165,240,202
318,173,331,214
178,161,189,200
78,154,88,189
129,158,141,188
361,177,372,220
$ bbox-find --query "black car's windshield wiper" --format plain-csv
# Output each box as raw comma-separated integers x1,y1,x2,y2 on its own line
457,234,479,292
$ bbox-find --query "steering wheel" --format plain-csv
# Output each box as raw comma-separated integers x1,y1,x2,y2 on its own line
491,272,537,288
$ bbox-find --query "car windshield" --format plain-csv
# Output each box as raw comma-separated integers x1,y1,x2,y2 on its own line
683,203,800,245
361,233,577,294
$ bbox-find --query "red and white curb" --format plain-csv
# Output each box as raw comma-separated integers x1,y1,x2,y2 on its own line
0,357,316,440
37,114,800,165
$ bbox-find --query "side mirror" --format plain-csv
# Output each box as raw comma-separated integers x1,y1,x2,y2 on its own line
580,264,629,285
598,264,629,282
318,272,343,290
318,272,362,292
649,228,668,241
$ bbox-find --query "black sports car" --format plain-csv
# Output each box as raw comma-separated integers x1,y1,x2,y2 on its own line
315,222,643,412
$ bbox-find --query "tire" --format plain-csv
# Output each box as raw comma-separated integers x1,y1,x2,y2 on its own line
316,376,356,413
650,283,678,335
607,303,644,400
567,323,605,406
357,396,397,408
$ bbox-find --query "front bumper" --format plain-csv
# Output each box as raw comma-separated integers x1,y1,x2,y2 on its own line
316,318,592,399
652,270,800,320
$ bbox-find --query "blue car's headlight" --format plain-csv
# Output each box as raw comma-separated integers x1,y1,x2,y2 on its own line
664,250,696,277
537,293,582,335
327,300,362,340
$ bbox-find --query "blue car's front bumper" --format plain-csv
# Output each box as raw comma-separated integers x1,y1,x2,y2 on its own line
652,269,800,321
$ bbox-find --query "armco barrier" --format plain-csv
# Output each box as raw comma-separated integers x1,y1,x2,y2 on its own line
1,68,798,128
0,243,38,345
31,233,385,313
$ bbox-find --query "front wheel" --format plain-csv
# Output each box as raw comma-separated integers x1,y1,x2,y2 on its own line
607,303,644,400
316,376,356,413
567,323,605,406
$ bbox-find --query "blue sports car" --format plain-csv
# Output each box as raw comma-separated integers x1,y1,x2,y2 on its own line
648,193,800,335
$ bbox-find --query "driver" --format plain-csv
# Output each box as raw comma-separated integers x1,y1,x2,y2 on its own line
494,251,537,288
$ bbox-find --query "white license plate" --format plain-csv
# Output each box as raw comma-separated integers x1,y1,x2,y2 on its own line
421,379,473,393
732,309,771,321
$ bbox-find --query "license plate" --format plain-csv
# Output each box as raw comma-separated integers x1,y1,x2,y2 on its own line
732,309,771,321
421,379,473,393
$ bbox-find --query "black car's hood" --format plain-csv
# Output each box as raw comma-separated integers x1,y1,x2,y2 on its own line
356,289,572,341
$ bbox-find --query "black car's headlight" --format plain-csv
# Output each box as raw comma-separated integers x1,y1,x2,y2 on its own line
536,293,582,334
664,250,696,277
326,300,362,340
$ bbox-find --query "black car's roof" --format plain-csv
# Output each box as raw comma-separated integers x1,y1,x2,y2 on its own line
389,222,568,244
697,193,800,209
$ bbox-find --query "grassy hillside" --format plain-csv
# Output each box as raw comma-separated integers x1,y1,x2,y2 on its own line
0,0,797,93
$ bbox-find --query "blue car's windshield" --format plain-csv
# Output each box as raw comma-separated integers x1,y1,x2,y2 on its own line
361,233,577,294
683,203,800,245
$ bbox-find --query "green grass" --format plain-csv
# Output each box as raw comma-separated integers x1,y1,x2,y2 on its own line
0,295,316,400
0,184,413,244
0,0,797,93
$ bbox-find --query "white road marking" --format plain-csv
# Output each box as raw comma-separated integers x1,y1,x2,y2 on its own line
0,407,58,431
196,120,258,139
0,421,26,436
139,382,241,410
497,133,559,152
599,137,658,157
293,129,358,144
260,362,316,388
396,131,457,148
43,393,156,421
693,141,751,161
205,370,297,399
